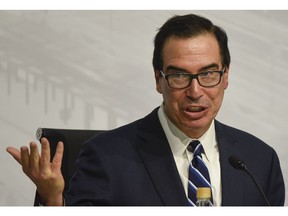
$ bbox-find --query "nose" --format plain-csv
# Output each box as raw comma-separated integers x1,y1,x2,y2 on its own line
186,78,203,100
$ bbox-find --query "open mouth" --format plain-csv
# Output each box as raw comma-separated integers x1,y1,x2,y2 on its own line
185,107,206,112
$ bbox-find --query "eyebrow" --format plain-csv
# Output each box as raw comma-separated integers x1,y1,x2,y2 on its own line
165,63,220,73
200,63,220,71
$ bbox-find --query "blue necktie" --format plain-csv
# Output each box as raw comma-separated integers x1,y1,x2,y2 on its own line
187,140,212,206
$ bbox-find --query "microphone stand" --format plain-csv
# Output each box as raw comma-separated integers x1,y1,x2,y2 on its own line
242,166,271,206
229,155,271,206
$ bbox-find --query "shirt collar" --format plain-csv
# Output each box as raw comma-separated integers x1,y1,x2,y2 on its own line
157,104,217,162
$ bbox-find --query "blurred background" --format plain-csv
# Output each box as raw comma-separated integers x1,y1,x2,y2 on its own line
0,10,287,205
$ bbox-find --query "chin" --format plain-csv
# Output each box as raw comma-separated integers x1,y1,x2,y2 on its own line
183,119,211,131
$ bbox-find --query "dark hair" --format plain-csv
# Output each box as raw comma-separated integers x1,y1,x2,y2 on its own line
152,14,231,70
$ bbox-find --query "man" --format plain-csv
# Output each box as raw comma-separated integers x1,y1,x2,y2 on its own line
6,14,285,206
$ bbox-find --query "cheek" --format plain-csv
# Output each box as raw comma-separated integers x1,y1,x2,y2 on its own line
210,89,225,112
210,76,228,109
157,78,174,96
159,84,182,106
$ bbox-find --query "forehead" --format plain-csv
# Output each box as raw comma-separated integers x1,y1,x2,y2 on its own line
162,34,221,70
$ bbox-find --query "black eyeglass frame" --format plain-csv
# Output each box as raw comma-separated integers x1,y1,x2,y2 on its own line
159,67,226,89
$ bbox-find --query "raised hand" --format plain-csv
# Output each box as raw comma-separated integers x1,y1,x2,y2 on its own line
6,137,65,206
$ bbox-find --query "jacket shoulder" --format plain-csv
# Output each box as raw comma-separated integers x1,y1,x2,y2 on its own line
215,120,274,152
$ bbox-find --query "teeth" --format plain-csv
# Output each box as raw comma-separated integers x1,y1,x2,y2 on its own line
187,107,202,112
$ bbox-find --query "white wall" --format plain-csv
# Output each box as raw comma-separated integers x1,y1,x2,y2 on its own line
0,10,287,206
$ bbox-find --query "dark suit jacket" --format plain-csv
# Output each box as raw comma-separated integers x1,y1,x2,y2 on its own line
65,107,285,206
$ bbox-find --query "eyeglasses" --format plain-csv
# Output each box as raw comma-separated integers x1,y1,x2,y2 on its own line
159,67,226,89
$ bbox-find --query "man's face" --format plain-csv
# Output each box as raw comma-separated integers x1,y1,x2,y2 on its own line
155,33,229,138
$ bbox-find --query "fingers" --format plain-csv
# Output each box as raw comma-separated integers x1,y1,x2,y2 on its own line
20,145,30,173
39,138,64,172
7,143,41,178
7,138,64,178
39,137,51,171
51,141,64,172
6,147,22,164
29,142,40,174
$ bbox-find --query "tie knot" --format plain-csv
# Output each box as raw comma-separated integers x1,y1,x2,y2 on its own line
187,140,203,156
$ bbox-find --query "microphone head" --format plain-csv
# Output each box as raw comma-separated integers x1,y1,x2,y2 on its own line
228,155,246,170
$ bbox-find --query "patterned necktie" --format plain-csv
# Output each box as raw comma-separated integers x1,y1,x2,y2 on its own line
187,140,212,206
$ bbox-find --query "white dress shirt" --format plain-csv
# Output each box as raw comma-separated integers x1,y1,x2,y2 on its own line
157,104,222,206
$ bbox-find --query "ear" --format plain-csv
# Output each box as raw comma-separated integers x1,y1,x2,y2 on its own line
223,66,229,89
154,69,163,94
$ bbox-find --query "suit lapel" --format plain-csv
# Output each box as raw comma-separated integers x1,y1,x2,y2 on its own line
136,108,188,206
135,110,247,206
215,121,245,205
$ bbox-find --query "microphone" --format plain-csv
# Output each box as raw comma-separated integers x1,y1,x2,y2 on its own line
228,155,270,206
